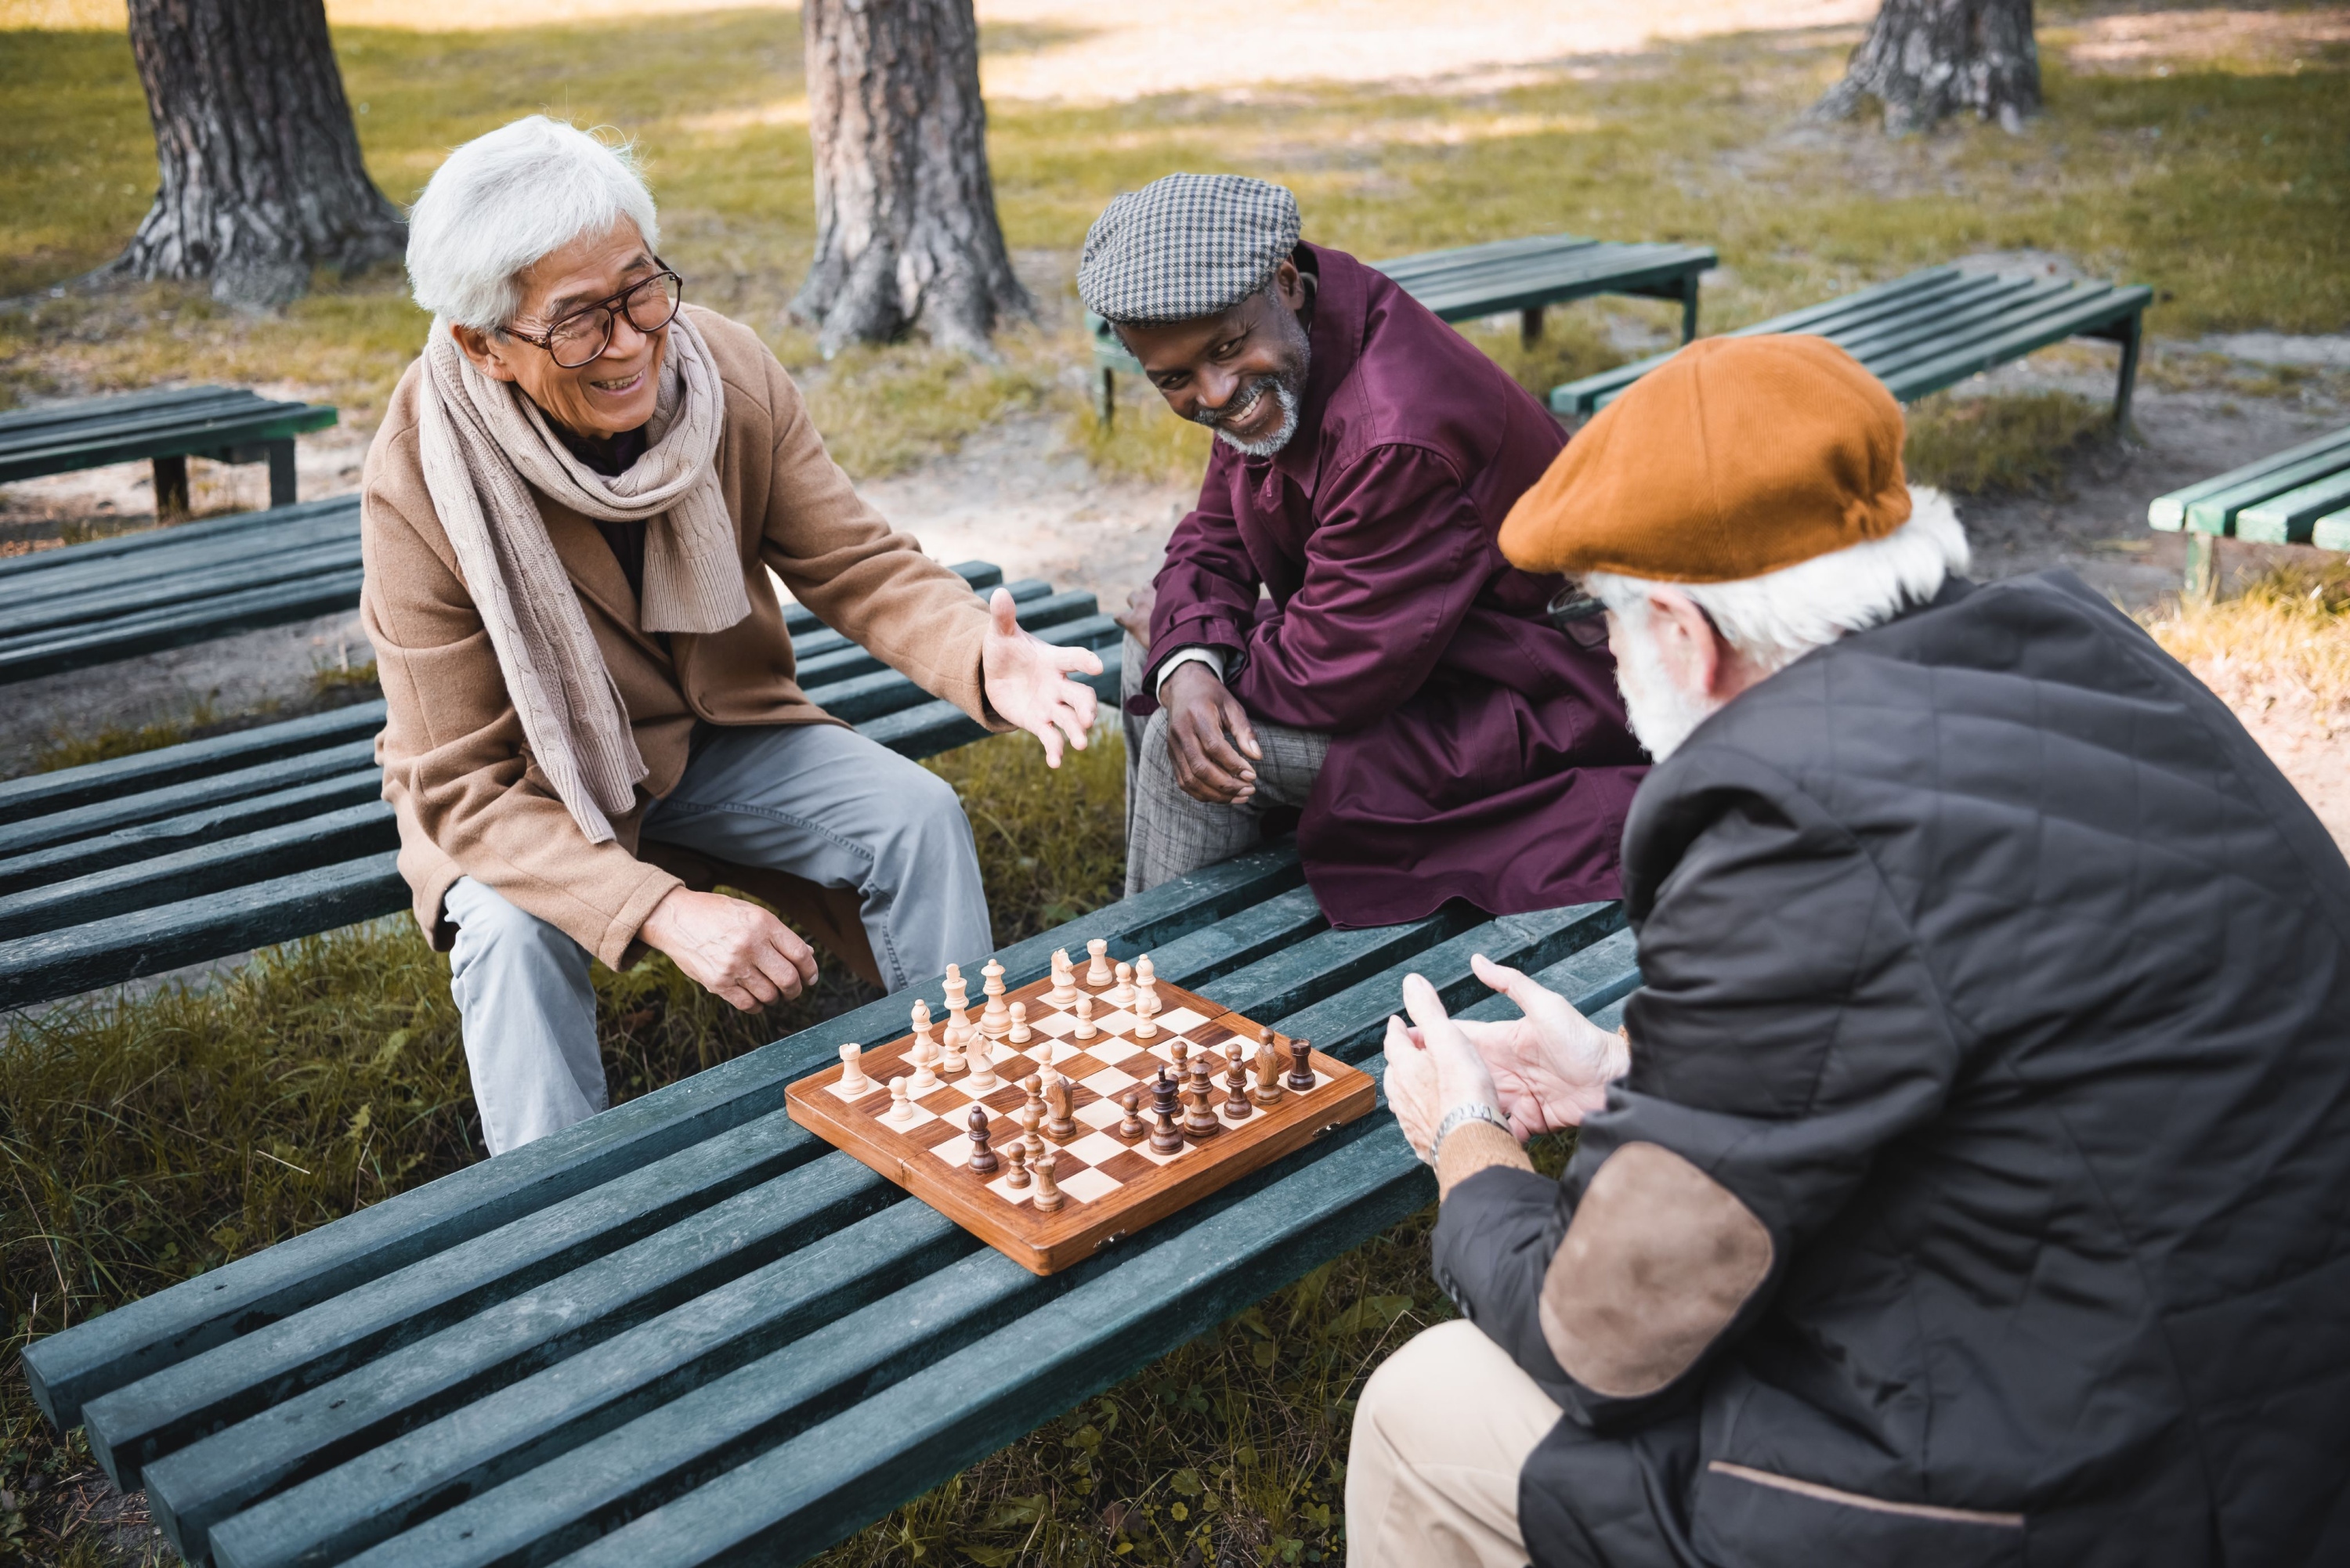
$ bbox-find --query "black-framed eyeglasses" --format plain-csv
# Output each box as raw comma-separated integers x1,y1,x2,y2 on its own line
504,261,685,369
1545,583,1611,649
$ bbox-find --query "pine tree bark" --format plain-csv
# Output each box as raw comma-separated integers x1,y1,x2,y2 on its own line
115,0,406,309
793,0,1032,357
1814,0,2041,135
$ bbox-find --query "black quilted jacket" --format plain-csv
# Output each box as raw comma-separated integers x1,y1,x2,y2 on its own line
1433,572,2350,1568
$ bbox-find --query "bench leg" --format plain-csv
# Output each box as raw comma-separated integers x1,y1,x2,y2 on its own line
267,439,298,507
1679,278,1701,344
2185,532,2220,602
1520,308,1544,349
1096,367,1116,432
152,454,190,518
2112,313,2143,432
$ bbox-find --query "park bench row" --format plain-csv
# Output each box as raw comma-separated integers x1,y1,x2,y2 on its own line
0,562,1123,1010
0,384,338,515
1551,263,2152,425
2148,422,2350,596
20,839,1643,1568
1089,230,1718,424
0,494,363,684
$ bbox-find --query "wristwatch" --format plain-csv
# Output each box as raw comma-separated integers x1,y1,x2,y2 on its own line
1426,1101,1509,1168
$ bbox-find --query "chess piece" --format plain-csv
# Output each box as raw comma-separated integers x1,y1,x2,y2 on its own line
1149,1068,1185,1154
1047,948,1079,1006
1223,1058,1253,1121
1018,1092,1046,1173
980,958,1010,1037
1005,1138,1031,1189
1133,1001,1159,1042
1287,1036,1315,1093
1008,1001,1032,1045
1110,961,1137,1008
1170,1038,1189,1075
965,1031,998,1093
967,1104,1000,1175
908,1032,939,1093
1072,994,1097,1042
887,1076,915,1124
942,989,974,1072
1135,963,1161,1021
1135,953,1157,990
1044,1072,1076,1140
1184,1055,1222,1136
838,1042,873,1097
943,963,968,1011
1021,1075,1046,1136
909,1001,937,1064
1085,938,1113,987
1116,1088,1146,1142
1253,1035,1285,1106
1033,1148,1065,1212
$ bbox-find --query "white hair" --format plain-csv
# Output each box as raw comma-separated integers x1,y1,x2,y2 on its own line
1587,487,1970,676
404,115,660,330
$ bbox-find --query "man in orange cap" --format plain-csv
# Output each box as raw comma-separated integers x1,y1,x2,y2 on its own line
1352,335,2350,1566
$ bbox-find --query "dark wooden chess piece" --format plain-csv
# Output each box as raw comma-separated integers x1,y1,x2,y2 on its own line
1285,1035,1315,1093
1223,1058,1253,1121
1149,1067,1185,1154
1043,1072,1076,1140
967,1104,999,1176
1183,1054,1222,1136
1252,1035,1285,1106
1005,1139,1031,1189
1032,1148,1065,1212
1116,1088,1146,1142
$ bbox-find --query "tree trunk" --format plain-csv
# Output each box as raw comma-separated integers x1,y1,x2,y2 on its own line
1814,0,2041,135
793,0,1032,357
114,0,406,309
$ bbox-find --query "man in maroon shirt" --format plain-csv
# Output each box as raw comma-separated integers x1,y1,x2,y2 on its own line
1083,175,1647,926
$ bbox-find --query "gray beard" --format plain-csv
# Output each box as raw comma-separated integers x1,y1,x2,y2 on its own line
1611,619,1719,763
1207,378,1302,457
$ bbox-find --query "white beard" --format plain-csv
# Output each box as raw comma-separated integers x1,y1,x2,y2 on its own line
1208,378,1301,457
1611,617,1721,763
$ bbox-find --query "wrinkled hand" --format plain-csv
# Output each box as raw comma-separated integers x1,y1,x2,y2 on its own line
640,887,817,1010
1113,584,1156,644
982,587,1102,767
1394,953,1627,1140
1382,973,1507,1164
1159,661,1262,805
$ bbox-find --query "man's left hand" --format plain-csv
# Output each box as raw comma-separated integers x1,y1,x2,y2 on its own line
1383,972,1508,1164
982,587,1103,766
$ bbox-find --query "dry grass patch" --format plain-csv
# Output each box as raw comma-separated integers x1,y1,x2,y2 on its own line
1903,389,2116,497
2143,558,2350,736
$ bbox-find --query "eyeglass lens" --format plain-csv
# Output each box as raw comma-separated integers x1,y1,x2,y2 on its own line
549,273,683,367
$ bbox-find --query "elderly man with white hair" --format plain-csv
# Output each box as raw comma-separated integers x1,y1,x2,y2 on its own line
362,117,1100,1156
1355,336,2350,1567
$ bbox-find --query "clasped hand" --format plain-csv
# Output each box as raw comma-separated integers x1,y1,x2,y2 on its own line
1382,955,1630,1162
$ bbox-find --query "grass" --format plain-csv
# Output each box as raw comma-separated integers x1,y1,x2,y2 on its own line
1902,389,2116,497
2142,557,2350,725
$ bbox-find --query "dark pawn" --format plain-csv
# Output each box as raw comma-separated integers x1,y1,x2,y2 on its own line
1223,1058,1253,1121
1150,1067,1185,1154
1117,1088,1147,1142
967,1104,1000,1176
1286,1035,1315,1093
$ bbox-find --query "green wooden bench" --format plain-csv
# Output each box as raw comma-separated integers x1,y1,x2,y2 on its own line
1550,264,2153,427
0,385,339,513
0,495,364,684
18,840,1642,1567
0,562,1123,1010
2147,424,2350,598
1088,232,1718,427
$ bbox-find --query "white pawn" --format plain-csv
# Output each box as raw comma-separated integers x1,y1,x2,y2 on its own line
1085,938,1113,988
1133,991,1159,1042
838,1042,873,1096
1047,948,1079,1006
887,1075,916,1124
1009,1000,1032,1045
1073,993,1098,1042
908,1029,940,1093
1109,961,1137,1009
966,1031,998,1092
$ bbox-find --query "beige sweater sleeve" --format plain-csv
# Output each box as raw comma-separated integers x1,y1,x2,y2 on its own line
748,349,1003,728
362,471,681,969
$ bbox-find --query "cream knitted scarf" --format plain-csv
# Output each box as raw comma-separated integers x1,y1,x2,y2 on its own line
414,309,750,844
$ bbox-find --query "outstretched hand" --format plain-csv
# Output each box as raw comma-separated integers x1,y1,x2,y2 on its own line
981,587,1102,767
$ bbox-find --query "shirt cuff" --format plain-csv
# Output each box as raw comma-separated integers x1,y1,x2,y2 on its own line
1154,645,1227,699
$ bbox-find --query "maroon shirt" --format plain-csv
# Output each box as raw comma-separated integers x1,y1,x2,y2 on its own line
1141,243,1647,926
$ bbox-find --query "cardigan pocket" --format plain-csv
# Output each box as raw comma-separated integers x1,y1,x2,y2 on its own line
1692,1460,2024,1568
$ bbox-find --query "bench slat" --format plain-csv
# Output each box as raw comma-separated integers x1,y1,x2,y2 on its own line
2148,426,2350,531
2184,446,2350,537
0,405,338,483
0,536,365,638
1869,284,2152,404
0,768,383,898
0,702,385,825
0,570,370,685
0,497,361,591
2233,465,2350,545
197,908,1630,1568
0,739,381,856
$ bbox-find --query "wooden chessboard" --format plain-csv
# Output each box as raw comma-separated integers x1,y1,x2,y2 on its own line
785,958,1378,1274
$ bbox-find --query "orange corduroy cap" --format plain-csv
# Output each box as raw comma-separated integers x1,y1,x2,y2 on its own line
1499,334,1911,583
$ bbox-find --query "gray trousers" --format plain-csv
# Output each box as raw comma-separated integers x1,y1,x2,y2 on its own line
1120,634,1331,896
446,722,991,1156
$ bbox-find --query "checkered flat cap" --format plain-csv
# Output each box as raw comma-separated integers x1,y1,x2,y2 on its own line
1079,174,1302,325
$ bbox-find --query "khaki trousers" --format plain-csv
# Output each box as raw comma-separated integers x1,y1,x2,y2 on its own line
1347,1319,1564,1568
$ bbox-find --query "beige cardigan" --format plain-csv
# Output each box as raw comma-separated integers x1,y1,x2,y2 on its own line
360,305,1000,970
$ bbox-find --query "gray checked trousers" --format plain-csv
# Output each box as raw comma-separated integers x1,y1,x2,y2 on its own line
1122,634,1331,896
445,722,991,1156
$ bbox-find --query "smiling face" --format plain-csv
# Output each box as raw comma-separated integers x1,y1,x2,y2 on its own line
450,220,667,439
1117,259,1314,457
